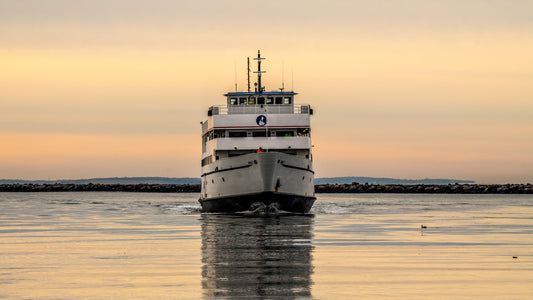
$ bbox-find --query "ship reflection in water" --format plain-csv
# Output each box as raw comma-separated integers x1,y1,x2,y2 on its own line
201,214,314,298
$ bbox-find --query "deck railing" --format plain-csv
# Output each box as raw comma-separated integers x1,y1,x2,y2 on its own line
210,104,310,115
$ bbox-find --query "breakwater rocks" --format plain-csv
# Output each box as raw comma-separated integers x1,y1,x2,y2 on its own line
0,183,532,194
0,183,200,193
314,183,533,194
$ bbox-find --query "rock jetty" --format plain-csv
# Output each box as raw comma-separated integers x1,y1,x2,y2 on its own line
0,183,200,193
314,183,533,194
0,183,531,194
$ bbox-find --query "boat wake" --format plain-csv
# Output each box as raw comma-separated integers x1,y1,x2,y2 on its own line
164,204,202,215
237,202,285,216
167,201,355,216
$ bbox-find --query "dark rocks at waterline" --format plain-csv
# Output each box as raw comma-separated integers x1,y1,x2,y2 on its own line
0,183,532,194
314,183,533,194
0,183,201,193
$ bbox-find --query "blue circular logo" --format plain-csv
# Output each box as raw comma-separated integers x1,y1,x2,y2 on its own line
256,115,267,126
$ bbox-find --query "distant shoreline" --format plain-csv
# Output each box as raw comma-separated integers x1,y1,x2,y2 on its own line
0,183,531,194
0,176,475,185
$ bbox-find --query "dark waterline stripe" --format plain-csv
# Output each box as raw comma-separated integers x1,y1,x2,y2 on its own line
281,163,315,174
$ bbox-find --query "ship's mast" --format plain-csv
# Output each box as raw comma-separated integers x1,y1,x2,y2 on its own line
253,50,266,93
247,57,251,92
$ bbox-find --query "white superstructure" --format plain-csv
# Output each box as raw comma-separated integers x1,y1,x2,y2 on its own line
199,51,315,213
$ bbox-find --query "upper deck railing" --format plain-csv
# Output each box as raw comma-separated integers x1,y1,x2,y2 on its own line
209,104,311,115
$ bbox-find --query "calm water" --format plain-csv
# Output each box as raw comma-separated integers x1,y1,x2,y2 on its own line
1,192,532,299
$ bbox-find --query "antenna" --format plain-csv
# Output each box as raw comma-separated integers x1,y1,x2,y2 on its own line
234,61,238,92
291,67,294,92
247,57,250,92
280,60,285,92
253,50,266,93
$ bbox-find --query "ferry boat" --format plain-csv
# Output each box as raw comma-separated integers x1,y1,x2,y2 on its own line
199,51,315,213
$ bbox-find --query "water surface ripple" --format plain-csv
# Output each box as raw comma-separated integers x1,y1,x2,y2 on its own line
1,192,532,299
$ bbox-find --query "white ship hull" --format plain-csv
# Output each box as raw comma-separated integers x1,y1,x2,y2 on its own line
199,152,315,213
198,50,315,213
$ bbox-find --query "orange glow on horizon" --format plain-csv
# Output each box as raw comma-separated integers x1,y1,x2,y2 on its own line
0,21,531,183
0,133,199,179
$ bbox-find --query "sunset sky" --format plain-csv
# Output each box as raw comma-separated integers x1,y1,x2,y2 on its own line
1,0,532,183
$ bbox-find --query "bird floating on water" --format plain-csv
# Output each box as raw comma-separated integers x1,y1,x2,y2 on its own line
421,225,427,229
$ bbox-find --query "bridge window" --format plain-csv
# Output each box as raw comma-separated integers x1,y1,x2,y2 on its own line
229,131,247,137
248,97,256,104
239,98,247,105
284,97,292,104
266,97,274,104
275,97,283,104
230,98,238,105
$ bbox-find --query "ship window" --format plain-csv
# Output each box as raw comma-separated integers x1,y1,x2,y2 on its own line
275,97,283,104
297,128,310,136
203,130,214,141
229,131,247,137
248,97,256,105
230,98,238,105
266,97,274,104
252,131,267,137
214,129,225,138
257,97,265,104
239,98,247,105
201,155,213,166
202,135,207,153
284,97,292,104
277,131,294,137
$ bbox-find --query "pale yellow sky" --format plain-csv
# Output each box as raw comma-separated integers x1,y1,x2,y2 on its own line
1,0,532,183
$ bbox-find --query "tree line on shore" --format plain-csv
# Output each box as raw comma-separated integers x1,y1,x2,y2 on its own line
0,183,531,194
